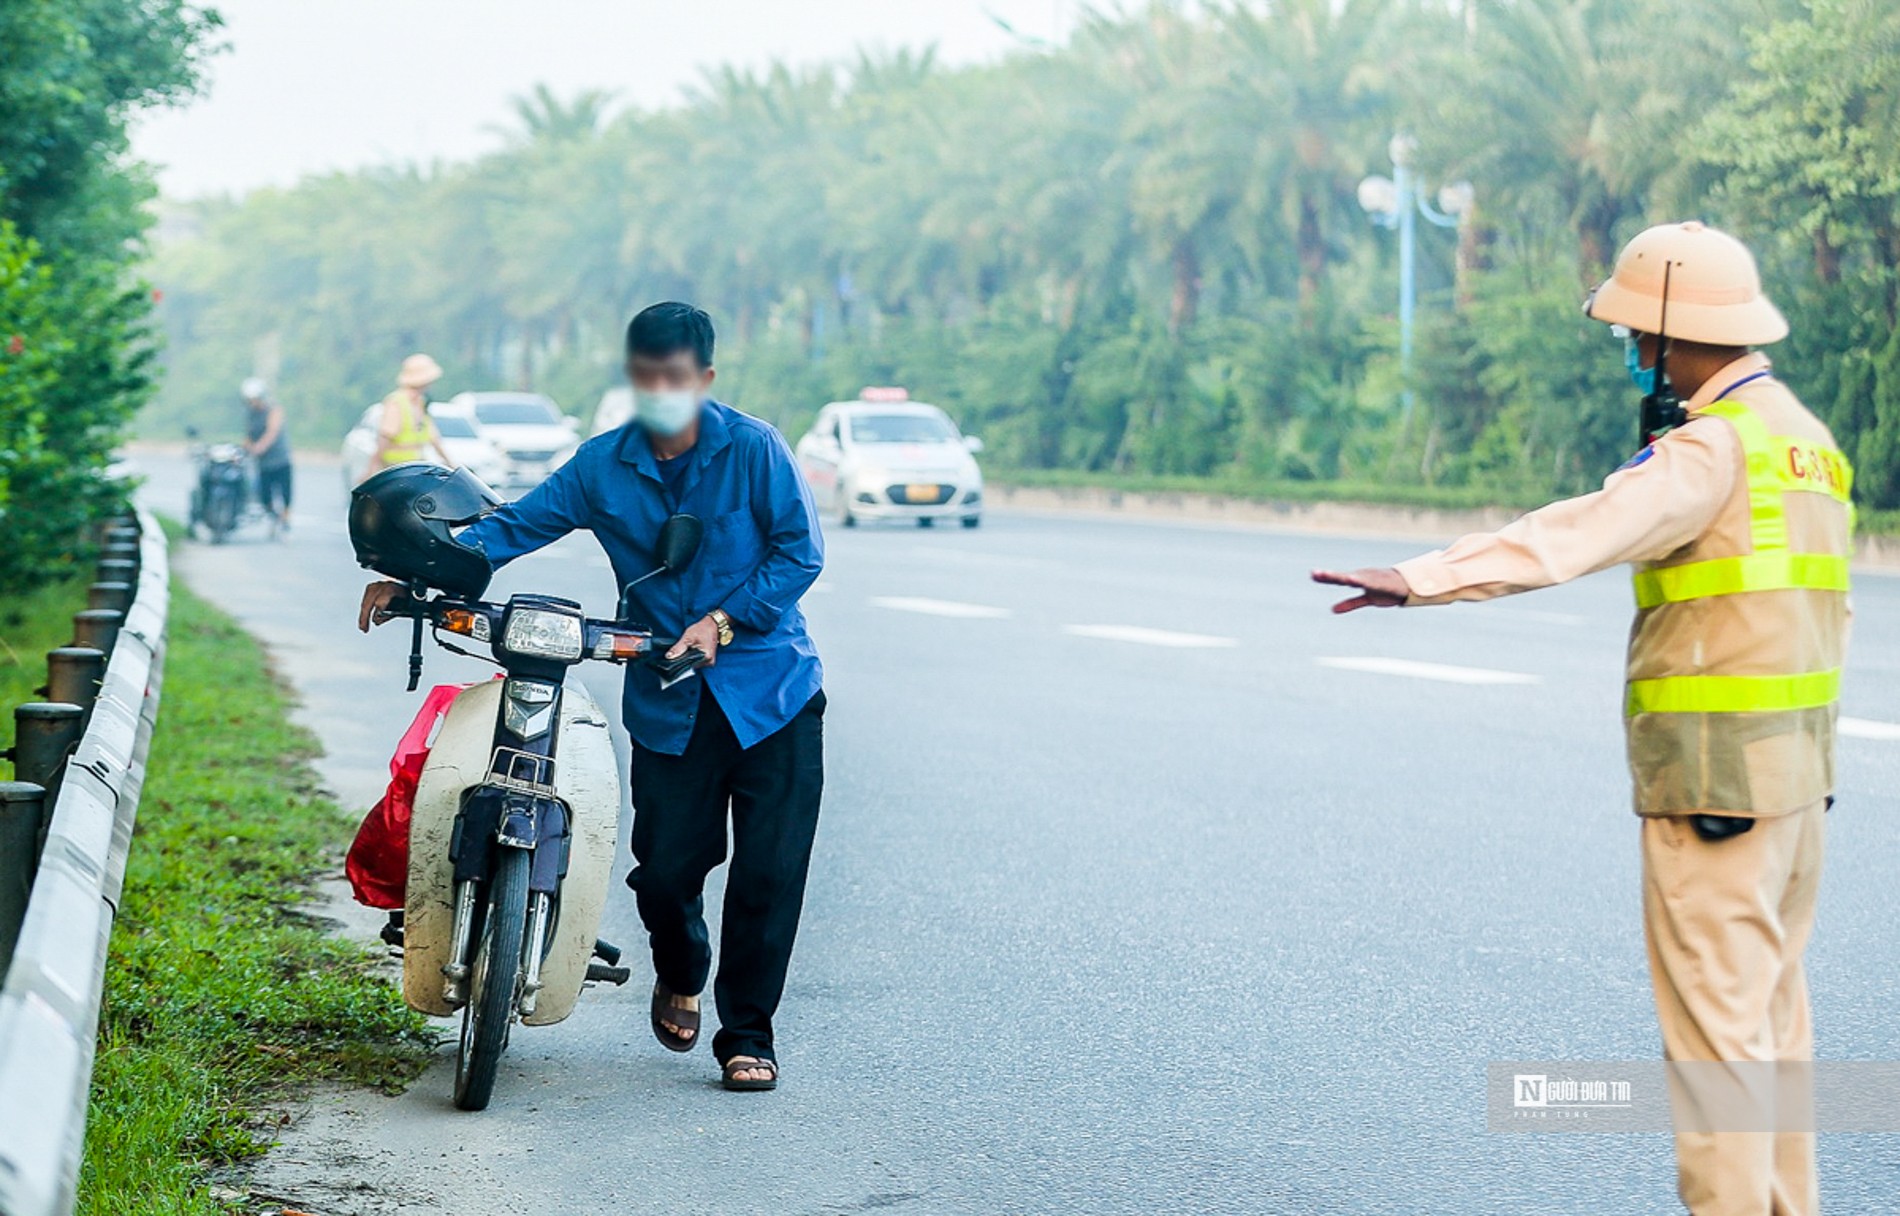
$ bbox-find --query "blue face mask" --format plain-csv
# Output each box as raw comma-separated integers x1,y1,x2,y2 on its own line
1625,337,1660,395
635,388,703,437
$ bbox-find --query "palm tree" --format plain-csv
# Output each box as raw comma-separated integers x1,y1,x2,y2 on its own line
1208,0,1395,312
492,84,618,148
1424,0,1744,282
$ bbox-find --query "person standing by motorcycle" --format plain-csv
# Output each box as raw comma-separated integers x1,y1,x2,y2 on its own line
359,303,825,1092
242,377,294,536
365,353,453,481
1313,223,1849,1215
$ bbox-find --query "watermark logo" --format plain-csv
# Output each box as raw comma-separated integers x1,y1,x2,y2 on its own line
1511,1073,1632,1114
1495,1061,1900,1132
1490,1063,1656,1130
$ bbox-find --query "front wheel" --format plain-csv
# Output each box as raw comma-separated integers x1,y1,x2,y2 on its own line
836,482,858,529
207,486,240,543
961,515,981,529
454,847,530,1111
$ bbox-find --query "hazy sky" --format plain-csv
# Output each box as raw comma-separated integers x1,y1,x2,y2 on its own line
133,0,1082,198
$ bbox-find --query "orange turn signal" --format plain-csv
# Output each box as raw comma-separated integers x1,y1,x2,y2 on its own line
440,608,481,637
595,632,651,661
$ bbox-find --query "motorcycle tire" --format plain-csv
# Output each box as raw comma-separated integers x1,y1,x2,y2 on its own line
453,847,530,1111
208,491,239,544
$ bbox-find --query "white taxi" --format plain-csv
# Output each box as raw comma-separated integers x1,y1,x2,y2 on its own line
794,390,984,528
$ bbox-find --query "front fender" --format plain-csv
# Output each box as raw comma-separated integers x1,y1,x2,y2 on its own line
402,679,622,1023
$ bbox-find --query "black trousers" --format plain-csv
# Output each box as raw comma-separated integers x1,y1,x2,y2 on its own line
256,463,293,513
626,683,825,1063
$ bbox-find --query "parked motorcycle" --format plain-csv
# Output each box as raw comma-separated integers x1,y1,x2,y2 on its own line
349,464,706,1110
185,427,251,544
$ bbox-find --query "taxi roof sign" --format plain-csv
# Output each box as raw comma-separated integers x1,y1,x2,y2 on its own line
859,386,910,402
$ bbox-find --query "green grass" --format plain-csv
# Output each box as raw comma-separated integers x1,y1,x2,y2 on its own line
992,467,1900,535
73,579,432,1215
0,576,90,742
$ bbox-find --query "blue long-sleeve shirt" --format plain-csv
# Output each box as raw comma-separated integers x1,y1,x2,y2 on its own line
459,401,824,755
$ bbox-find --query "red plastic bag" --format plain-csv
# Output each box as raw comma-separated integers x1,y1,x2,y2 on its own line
345,683,475,908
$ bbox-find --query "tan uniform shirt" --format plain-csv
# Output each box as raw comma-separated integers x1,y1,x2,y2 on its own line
1394,355,1768,606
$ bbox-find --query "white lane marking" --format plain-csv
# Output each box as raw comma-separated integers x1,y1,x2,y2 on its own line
870,596,1012,619
1841,716,1900,741
1317,656,1540,686
1062,624,1238,649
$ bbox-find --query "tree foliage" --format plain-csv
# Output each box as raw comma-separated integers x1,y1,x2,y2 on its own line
147,0,1900,509
0,0,221,589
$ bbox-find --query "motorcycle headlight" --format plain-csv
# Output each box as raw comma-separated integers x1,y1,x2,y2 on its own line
502,607,583,660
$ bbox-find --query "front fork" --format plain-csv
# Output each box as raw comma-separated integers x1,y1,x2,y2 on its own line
440,848,557,1015
519,892,553,1017
442,879,480,1005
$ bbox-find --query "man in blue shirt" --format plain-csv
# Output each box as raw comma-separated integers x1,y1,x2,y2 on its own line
360,303,825,1091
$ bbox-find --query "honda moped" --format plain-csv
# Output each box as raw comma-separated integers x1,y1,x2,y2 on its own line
374,515,705,1109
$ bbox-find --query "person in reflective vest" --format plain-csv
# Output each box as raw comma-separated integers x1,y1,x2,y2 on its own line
1313,221,1849,1216
367,352,454,481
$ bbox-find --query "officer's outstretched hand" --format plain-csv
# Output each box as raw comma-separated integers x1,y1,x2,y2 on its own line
1311,567,1411,614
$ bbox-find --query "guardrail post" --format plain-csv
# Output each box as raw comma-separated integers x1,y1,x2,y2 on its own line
44,648,106,720
0,782,46,980
95,558,136,587
87,582,132,614
8,704,83,835
71,609,124,658
104,525,138,546
100,540,140,571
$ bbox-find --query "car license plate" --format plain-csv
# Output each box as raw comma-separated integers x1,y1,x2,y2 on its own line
903,484,939,504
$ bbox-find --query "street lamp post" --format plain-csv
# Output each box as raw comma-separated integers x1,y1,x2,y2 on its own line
1357,135,1471,428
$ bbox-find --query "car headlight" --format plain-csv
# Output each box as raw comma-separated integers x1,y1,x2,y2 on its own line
502,607,583,660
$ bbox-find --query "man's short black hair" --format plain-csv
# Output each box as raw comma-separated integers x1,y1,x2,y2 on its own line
626,302,715,368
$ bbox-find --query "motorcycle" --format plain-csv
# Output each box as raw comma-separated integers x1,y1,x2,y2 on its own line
185,427,252,544
377,514,705,1110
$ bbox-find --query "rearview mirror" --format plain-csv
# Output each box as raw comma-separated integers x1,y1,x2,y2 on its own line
963,435,985,454
617,514,704,622
656,513,704,571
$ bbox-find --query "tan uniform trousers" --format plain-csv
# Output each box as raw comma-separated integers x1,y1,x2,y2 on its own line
1642,800,1825,1216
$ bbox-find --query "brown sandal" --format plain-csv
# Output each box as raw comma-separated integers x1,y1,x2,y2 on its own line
721,1056,778,1092
650,983,700,1053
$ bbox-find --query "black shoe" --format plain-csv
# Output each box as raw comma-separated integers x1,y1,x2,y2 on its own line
380,910,405,949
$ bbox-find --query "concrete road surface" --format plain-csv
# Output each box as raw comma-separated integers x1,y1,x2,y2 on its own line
136,453,1900,1215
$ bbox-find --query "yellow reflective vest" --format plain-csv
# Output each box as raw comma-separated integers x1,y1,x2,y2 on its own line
381,391,435,464
1624,377,1852,816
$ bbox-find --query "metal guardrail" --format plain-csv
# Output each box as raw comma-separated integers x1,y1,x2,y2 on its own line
0,509,170,1216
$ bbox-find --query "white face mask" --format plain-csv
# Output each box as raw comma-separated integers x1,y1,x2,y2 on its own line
635,388,702,437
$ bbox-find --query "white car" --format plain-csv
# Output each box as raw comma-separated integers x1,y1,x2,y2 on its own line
794,391,984,528
449,391,579,487
591,386,634,437
340,401,508,489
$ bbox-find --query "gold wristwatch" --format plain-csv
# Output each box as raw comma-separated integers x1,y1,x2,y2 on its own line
708,608,735,647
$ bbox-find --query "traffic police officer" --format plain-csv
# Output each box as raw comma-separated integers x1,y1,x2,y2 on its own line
1313,221,1851,1216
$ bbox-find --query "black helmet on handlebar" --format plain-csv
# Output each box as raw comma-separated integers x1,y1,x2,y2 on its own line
348,462,501,598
